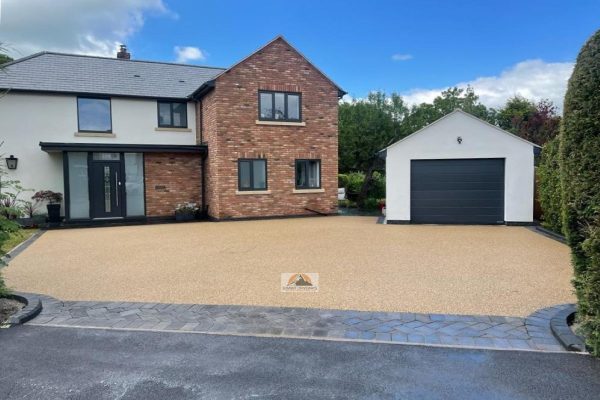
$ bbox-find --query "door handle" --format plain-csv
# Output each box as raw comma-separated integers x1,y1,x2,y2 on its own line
115,171,119,207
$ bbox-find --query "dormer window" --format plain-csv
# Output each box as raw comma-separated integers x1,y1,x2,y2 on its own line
259,91,301,122
158,101,188,128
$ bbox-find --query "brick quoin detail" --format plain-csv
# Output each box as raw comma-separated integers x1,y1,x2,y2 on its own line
144,153,202,217
201,37,340,219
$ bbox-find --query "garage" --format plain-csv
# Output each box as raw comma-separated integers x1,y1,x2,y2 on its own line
382,110,540,225
410,158,505,224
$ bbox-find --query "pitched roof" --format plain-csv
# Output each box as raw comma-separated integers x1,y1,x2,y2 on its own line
382,109,541,152
0,52,225,99
199,35,346,98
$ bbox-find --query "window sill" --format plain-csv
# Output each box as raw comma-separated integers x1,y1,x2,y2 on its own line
255,120,306,127
235,190,272,195
293,188,325,194
75,132,116,138
155,127,192,132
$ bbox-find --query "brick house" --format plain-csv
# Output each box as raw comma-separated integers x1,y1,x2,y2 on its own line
0,36,345,222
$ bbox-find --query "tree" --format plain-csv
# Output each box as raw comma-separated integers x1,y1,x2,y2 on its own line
0,54,12,65
338,87,492,206
339,92,408,204
560,29,600,355
496,96,561,146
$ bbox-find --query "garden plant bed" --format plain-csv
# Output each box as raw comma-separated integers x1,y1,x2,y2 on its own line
0,297,24,324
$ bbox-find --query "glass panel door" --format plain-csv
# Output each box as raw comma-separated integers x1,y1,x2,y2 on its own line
90,160,123,218
124,153,144,216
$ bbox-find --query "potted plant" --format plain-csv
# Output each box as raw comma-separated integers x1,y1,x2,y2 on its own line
32,190,63,223
174,202,199,221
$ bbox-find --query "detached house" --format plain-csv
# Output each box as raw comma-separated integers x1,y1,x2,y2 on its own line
0,36,344,222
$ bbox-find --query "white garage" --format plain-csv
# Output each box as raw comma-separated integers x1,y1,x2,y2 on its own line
382,110,540,225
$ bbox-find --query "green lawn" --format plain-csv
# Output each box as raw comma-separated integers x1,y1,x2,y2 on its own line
1,229,38,254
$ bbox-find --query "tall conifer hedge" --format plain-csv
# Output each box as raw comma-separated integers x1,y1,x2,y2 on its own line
560,30,600,355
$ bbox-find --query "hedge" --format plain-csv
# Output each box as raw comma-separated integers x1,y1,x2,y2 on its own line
560,29,600,355
538,136,564,235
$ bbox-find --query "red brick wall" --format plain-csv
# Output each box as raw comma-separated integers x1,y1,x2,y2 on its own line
144,153,202,217
203,37,339,219
199,89,220,217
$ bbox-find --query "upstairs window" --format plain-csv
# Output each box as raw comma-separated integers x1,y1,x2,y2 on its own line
259,91,301,122
238,159,267,191
295,159,321,189
77,97,112,132
158,101,188,128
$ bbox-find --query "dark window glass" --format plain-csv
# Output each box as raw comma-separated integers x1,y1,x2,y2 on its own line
239,160,251,189
157,101,187,128
260,92,273,119
158,103,171,126
274,93,285,120
287,94,300,120
238,159,267,191
258,91,301,121
78,98,111,132
296,160,321,189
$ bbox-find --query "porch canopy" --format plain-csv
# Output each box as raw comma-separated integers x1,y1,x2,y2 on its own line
39,142,208,156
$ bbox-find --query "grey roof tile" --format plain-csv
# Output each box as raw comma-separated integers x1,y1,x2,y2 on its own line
0,52,225,99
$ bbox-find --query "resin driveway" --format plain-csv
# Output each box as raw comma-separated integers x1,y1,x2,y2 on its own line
3,216,574,317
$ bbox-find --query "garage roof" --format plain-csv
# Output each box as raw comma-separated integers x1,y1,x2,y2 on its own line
381,109,542,153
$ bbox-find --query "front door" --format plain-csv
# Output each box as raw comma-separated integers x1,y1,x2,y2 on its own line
90,158,124,219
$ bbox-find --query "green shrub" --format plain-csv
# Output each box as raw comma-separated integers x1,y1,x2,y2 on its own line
538,136,563,235
361,197,380,210
338,199,357,208
559,29,600,355
370,171,386,199
0,216,20,297
344,172,365,194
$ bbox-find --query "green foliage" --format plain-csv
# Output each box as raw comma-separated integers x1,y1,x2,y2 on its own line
370,171,386,199
559,29,600,355
538,137,564,235
496,96,561,146
339,87,496,174
0,216,20,296
360,197,380,210
496,96,537,131
339,92,407,173
0,54,12,65
341,172,366,194
338,199,357,208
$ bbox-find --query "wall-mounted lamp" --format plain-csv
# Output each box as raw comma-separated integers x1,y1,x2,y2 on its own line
457,136,463,144
5,155,18,170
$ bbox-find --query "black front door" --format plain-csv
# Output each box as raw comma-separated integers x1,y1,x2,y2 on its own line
90,160,124,218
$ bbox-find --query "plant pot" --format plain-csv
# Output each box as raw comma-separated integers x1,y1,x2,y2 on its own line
175,212,195,221
46,203,61,223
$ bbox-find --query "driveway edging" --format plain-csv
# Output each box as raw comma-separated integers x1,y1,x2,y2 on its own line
549,305,586,352
6,292,43,325
19,292,576,353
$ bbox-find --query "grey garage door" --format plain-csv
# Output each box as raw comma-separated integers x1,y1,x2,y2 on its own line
410,159,505,224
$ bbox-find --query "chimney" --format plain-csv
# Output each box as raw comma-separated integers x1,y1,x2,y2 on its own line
117,44,131,60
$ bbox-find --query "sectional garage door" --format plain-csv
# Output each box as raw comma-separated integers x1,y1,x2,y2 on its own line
410,159,505,224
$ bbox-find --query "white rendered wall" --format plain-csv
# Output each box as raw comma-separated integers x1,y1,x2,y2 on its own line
385,112,535,223
0,92,197,206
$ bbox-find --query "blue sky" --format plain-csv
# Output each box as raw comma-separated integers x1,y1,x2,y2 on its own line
1,0,598,108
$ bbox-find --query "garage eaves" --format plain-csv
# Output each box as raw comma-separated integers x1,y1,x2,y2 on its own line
380,109,542,154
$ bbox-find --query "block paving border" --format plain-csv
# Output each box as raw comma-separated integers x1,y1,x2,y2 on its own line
17,292,576,352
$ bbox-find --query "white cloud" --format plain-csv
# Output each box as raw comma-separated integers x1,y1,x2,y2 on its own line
402,59,574,110
174,46,207,63
392,53,413,61
0,0,175,58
